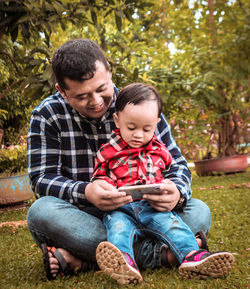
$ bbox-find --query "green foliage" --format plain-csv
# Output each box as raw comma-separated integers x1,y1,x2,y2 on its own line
0,109,8,128
0,0,156,141
0,0,249,158
169,0,250,157
0,144,27,175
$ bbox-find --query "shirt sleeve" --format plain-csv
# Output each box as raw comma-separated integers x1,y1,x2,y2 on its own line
27,111,89,206
91,146,116,187
155,114,192,200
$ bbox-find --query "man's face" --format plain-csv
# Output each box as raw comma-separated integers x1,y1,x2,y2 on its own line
113,100,160,148
57,61,114,119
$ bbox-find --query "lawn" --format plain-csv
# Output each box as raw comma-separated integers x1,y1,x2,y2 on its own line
0,170,249,289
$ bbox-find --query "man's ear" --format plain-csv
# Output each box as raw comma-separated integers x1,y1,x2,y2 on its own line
113,112,120,128
158,117,161,123
55,83,66,99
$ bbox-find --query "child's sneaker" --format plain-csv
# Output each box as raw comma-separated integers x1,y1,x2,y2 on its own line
179,249,234,279
96,241,143,285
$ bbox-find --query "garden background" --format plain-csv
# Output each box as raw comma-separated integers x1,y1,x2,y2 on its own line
0,0,249,288
0,0,249,165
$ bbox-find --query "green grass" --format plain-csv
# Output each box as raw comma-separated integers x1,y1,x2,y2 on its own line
0,171,249,289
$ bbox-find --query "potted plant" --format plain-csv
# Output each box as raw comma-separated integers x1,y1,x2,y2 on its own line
193,108,249,176
0,141,33,205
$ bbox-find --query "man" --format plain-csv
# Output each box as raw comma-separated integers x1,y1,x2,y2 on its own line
27,39,211,280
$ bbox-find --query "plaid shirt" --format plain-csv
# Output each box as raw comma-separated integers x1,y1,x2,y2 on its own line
27,86,192,209
91,129,172,188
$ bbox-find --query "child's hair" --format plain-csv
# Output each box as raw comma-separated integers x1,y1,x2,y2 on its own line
115,83,162,117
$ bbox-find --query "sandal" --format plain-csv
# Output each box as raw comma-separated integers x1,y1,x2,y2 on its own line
195,231,209,251
41,243,98,280
41,243,72,280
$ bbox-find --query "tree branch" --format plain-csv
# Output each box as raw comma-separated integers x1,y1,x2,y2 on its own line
0,79,23,100
0,51,19,73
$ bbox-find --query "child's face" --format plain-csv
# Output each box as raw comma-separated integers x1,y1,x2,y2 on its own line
113,100,160,148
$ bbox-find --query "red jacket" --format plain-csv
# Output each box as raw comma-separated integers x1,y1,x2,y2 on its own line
91,129,172,188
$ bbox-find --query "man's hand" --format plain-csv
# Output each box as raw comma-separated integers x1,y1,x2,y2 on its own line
85,180,132,211
143,179,180,212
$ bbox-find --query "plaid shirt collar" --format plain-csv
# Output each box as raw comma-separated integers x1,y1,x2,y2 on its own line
110,129,159,152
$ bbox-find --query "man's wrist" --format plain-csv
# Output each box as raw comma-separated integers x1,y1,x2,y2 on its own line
174,192,186,211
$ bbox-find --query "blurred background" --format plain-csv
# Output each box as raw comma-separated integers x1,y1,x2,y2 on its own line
0,0,249,169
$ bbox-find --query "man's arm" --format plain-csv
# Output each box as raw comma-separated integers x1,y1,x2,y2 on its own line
28,110,132,210
28,112,88,206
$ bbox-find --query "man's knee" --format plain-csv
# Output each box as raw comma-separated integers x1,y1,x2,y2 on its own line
27,196,72,233
180,198,211,234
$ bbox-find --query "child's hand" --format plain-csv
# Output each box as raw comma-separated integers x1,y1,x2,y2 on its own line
143,179,180,212
85,180,133,211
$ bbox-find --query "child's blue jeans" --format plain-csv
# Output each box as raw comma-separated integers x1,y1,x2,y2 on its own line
103,200,200,264
27,196,211,269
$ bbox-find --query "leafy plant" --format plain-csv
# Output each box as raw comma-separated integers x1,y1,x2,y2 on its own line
0,144,27,175
0,109,8,128
0,0,155,142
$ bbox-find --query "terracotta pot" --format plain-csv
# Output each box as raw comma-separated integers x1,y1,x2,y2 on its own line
0,174,33,205
194,154,248,176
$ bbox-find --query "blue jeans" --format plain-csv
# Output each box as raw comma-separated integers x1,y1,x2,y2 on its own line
103,200,199,263
27,196,211,268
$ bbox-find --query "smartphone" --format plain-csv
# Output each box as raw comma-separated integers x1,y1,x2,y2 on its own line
118,184,163,199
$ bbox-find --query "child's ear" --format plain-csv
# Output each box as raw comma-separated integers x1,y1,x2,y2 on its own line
158,117,161,123
113,112,120,128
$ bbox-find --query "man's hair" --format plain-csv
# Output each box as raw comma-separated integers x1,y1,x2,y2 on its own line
52,39,109,91
115,83,162,117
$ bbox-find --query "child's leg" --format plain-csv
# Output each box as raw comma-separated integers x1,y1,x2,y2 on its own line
96,206,142,285
139,202,199,263
103,208,138,259
139,201,234,279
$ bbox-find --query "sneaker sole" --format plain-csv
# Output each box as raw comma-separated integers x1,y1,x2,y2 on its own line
179,252,234,279
96,241,143,285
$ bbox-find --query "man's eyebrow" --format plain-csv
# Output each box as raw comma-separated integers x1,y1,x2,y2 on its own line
96,83,107,90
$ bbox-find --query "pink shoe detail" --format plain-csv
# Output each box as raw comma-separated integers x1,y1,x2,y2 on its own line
179,250,234,280
183,250,207,263
124,252,136,267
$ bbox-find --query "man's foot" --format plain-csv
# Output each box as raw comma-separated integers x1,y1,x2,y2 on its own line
41,244,91,280
96,241,143,285
48,247,82,278
179,250,234,279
